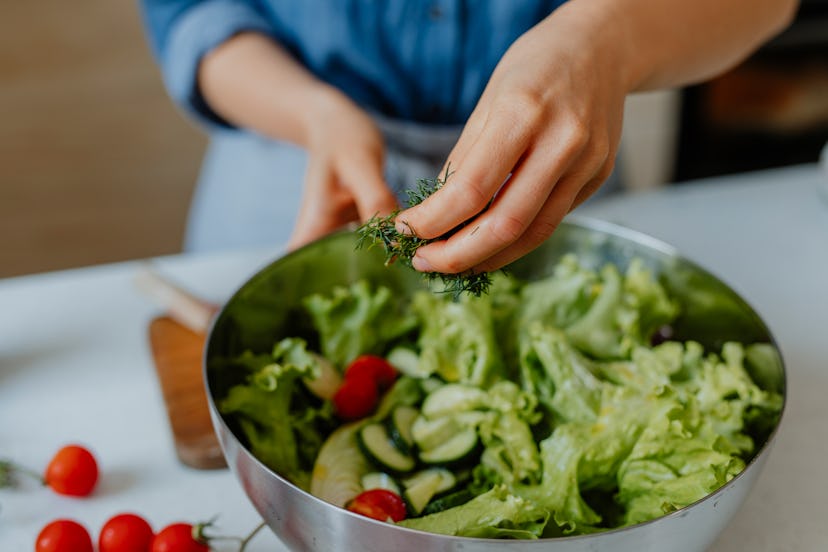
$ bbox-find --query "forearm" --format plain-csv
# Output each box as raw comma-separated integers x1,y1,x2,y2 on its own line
198,31,341,146
559,0,798,92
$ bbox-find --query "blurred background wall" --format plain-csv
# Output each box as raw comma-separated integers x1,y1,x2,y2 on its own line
1,1,826,279
0,0,206,279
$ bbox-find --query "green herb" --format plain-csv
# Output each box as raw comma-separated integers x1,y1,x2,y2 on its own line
356,167,493,298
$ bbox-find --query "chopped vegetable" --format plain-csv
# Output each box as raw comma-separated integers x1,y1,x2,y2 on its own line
219,254,783,538
347,489,408,522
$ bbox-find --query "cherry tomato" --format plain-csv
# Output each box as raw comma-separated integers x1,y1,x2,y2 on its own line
345,355,398,391
36,519,93,552
333,374,379,420
44,445,98,497
99,513,154,552
150,523,209,552
347,489,407,522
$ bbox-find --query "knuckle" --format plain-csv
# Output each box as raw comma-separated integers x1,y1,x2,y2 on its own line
495,88,546,128
589,134,611,166
524,217,560,246
453,176,492,213
439,253,469,275
488,213,528,246
563,114,590,152
595,158,616,184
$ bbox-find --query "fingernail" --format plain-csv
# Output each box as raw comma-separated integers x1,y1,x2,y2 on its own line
412,254,433,272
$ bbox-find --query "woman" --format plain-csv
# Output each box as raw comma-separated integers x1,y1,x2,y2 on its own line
140,0,797,273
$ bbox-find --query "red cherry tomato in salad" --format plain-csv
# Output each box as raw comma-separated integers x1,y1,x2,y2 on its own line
99,513,154,552
44,445,98,497
345,355,398,391
150,523,209,552
36,519,94,552
333,374,379,420
347,489,407,522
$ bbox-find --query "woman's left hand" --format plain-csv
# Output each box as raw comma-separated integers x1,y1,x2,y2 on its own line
395,4,629,274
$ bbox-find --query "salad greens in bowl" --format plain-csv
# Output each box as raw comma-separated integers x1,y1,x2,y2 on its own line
204,217,785,552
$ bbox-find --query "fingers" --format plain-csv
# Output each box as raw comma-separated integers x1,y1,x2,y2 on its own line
411,127,614,274
395,101,537,240
287,145,395,251
286,162,354,250
470,165,610,272
338,146,398,221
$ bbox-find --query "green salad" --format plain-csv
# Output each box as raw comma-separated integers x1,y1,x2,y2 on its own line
217,254,782,538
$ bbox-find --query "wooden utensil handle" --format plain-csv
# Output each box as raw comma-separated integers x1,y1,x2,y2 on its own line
135,263,218,333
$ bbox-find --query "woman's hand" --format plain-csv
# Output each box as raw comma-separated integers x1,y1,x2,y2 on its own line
198,33,398,250
394,6,628,275
395,0,796,275
287,91,398,250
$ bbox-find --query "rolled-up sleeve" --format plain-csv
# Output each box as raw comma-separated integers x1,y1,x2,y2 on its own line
139,0,274,128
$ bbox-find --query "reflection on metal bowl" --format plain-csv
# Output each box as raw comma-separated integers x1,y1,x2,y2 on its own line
204,217,786,552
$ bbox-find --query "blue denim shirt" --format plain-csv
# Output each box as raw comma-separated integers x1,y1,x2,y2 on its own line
139,0,566,128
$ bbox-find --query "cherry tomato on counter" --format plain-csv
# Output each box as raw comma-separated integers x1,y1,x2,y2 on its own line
44,444,99,497
35,519,94,552
99,513,155,552
150,523,209,552
347,489,407,522
345,355,398,391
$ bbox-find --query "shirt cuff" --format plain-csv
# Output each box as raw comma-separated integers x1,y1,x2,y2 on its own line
162,0,273,129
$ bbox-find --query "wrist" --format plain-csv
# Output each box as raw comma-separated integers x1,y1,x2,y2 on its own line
293,85,355,148
545,0,648,94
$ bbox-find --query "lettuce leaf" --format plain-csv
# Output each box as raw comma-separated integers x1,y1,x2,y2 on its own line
518,256,679,360
303,280,417,368
411,291,504,387
218,338,335,489
396,485,549,539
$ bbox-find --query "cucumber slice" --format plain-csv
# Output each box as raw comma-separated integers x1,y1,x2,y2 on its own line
388,405,419,454
418,427,479,467
310,422,371,507
357,423,416,475
411,416,459,451
361,472,402,495
421,488,475,515
402,468,457,495
421,384,489,418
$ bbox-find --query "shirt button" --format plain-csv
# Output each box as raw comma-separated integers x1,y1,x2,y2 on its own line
429,4,443,20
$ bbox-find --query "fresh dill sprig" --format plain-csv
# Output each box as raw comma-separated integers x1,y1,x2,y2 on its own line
356,166,494,298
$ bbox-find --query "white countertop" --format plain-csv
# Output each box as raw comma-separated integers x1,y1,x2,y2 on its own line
1,164,827,551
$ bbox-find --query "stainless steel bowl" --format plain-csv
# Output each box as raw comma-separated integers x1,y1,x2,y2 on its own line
204,217,786,552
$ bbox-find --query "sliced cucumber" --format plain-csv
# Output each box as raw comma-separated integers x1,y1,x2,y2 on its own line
357,422,416,475
388,405,419,454
402,468,457,495
421,384,489,418
361,472,401,495
420,488,475,515
310,422,371,507
402,468,458,516
411,416,460,451
418,427,479,467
